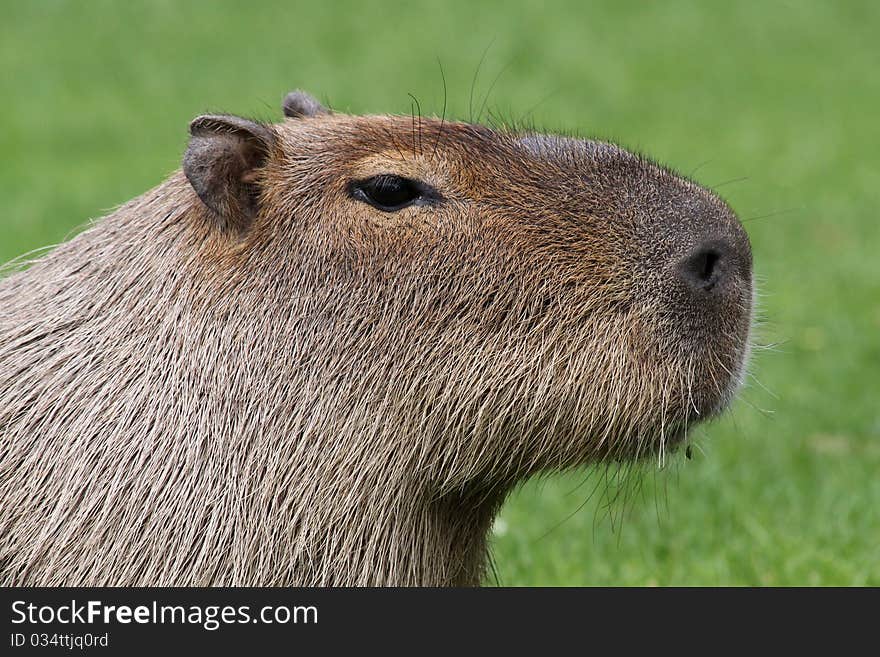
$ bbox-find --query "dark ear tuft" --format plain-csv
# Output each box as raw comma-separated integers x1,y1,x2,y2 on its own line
282,90,328,118
183,114,275,231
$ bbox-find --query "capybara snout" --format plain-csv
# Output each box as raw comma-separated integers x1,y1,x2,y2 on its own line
506,134,754,427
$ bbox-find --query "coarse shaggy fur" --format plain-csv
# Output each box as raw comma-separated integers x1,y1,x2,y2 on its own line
0,94,753,586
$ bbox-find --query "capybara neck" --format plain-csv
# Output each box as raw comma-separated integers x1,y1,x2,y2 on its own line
0,176,500,585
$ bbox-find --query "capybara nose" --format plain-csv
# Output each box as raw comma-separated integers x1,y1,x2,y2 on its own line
678,240,738,294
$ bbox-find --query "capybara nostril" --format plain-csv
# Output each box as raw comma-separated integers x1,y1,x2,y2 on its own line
679,242,729,293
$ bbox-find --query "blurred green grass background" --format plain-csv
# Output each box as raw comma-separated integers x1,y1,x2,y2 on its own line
1,1,878,585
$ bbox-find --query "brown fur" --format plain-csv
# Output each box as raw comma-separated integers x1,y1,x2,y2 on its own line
0,94,753,586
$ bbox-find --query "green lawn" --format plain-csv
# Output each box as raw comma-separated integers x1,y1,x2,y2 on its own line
1,1,877,585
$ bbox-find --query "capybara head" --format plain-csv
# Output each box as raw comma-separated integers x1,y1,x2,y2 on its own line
0,90,753,586
184,90,752,479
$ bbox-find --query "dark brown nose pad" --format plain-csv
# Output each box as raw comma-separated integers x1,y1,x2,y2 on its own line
679,243,726,293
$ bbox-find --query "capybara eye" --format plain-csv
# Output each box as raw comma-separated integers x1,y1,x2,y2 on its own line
350,174,433,212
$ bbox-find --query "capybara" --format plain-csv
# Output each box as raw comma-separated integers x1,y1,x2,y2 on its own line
0,91,753,585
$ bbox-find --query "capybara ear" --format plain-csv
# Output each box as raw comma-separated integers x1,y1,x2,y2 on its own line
183,114,275,231
282,90,328,118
